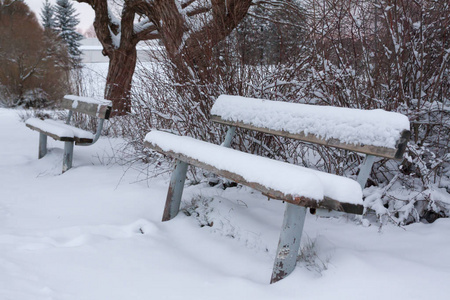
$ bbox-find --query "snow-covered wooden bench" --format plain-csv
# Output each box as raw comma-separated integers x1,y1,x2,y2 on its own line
26,95,112,173
144,95,410,284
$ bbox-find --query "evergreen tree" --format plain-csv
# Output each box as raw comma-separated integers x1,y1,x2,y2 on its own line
40,0,64,63
40,0,55,29
54,0,83,67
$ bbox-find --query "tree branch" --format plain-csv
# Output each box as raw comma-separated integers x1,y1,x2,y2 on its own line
186,6,211,17
134,24,159,41
75,0,118,56
181,0,196,9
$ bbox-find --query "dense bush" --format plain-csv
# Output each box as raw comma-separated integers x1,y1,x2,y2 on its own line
127,0,449,225
0,0,70,108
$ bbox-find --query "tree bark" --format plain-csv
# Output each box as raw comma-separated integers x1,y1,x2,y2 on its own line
77,0,252,116
105,47,136,116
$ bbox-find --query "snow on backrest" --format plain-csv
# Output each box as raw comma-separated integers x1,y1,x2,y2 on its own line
62,95,113,119
211,95,410,158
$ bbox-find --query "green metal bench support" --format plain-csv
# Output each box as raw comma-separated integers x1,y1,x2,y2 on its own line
271,204,307,284
62,141,74,173
356,155,376,189
162,160,189,221
39,133,47,159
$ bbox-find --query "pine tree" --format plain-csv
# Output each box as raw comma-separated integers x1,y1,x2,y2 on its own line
40,0,55,29
54,0,83,67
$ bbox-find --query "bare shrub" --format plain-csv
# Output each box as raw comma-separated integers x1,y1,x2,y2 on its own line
299,0,450,224
126,0,449,224
0,0,71,108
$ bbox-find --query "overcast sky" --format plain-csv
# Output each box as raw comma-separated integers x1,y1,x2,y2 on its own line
25,0,95,32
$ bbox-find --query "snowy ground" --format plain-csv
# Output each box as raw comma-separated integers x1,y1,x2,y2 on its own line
1,109,450,299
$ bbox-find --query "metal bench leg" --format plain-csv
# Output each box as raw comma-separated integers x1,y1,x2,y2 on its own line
222,126,236,148
162,160,188,221
38,133,47,159
271,203,307,284
62,141,74,173
208,126,237,186
356,154,375,189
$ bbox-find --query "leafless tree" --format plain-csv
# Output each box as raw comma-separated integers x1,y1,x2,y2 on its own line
76,0,253,116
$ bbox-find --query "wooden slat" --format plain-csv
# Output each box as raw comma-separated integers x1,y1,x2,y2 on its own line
61,96,112,119
26,123,74,142
144,140,364,215
74,138,95,144
25,123,93,144
211,115,410,160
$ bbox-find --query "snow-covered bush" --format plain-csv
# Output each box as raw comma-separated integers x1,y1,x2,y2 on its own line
298,0,450,224
127,0,449,224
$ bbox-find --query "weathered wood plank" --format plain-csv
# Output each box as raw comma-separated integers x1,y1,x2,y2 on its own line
25,123,93,144
74,138,95,144
61,96,112,119
211,115,410,160
144,140,364,215
26,123,74,142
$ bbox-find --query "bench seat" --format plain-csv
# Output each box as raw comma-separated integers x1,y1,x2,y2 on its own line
26,95,112,173
26,118,94,143
145,130,364,214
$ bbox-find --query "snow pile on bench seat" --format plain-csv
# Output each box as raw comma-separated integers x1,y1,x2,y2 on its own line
145,130,363,205
211,95,410,149
25,118,94,140
44,120,94,140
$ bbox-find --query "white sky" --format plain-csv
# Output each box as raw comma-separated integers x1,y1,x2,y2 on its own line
25,0,95,32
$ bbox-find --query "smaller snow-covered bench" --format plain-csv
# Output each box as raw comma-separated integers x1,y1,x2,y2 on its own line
26,95,112,173
144,95,410,284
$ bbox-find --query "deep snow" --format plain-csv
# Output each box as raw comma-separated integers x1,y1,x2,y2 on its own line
1,108,450,300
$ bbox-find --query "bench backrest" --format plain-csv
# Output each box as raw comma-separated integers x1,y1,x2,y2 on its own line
62,95,112,119
210,95,410,160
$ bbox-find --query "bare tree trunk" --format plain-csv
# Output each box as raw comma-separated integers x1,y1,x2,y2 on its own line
105,48,136,116
77,0,252,117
